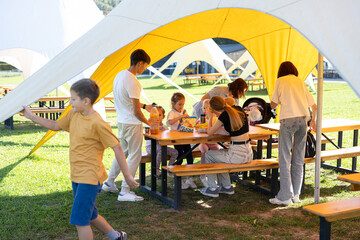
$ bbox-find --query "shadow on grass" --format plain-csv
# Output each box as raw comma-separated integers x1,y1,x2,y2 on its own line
0,190,75,239
0,156,27,184
0,140,69,149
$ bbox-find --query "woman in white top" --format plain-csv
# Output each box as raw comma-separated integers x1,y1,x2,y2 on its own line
269,61,317,205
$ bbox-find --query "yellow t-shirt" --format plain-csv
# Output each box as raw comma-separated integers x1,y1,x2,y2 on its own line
57,110,119,185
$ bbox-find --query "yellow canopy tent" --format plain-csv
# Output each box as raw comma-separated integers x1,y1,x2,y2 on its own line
30,8,317,154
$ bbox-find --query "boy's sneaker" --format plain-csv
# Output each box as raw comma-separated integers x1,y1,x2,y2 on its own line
200,187,219,197
292,194,301,203
117,192,144,202
218,186,235,195
102,182,118,193
200,176,208,187
185,177,197,189
269,197,292,205
181,179,190,190
115,231,127,240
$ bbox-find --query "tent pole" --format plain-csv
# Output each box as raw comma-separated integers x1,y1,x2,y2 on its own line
314,53,324,203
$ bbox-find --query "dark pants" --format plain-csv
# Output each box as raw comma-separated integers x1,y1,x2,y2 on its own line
174,144,194,165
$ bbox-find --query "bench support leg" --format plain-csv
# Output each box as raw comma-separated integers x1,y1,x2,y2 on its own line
337,131,343,168
174,176,182,210
319,217,331,240
139,162,146,186
270,168,279,197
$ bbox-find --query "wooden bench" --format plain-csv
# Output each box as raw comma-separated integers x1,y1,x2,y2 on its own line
250,136,335,152
29,107,65,120
303,197,360,239
159,146,360,209
337,173,360,191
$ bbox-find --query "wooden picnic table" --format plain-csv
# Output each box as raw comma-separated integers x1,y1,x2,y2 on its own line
140,126,277,207
337,173,360,191
257,119,360,172
0,84,17,94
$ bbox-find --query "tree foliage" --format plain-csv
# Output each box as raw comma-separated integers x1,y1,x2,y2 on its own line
93,0,122,12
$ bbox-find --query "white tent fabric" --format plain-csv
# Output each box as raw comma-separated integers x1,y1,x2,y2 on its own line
0,0,105,117
150,39,234,82
227,51,257,79
0,0,103,77
1,0,360,124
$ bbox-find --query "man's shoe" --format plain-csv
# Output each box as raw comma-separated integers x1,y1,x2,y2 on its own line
115,231,127,240
269,197,292,205
102,182,119,193
292,194,301,203
200,187,219,197
185,177,197,189
219,186,235,195
117,192,144,202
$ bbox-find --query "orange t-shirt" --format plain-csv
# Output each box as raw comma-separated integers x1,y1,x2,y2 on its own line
57,110,119,185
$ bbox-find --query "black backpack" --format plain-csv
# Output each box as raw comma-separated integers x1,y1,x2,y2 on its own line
305,130,316,158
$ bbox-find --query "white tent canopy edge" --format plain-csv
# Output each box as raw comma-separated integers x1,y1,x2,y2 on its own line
0,0,359,124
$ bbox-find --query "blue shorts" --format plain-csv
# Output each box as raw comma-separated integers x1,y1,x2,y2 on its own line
70,182,102,226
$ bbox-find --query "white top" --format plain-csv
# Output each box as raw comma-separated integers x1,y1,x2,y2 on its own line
271,74,315,120
113,69,142,124
208,86,239,105
145,124,169,147
167,109,187,130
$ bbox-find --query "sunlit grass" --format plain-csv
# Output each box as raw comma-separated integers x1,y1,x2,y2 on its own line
1,76,360,239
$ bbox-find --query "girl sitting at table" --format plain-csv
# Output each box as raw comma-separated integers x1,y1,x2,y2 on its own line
197,99,221,187
145,106,178,177
167,92,197,189
201,96,253,198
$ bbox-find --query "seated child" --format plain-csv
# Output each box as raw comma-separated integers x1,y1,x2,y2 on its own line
145,106,178,176
167,92,197,189
198,99,220,187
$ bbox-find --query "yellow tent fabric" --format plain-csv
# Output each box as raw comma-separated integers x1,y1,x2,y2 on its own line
31,8,317,154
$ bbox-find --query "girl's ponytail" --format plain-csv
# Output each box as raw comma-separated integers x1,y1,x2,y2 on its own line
209,96,245,131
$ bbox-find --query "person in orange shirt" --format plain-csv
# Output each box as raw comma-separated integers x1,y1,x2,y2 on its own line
21,78,137,240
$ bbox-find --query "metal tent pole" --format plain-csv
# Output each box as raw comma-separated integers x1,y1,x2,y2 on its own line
314,53,324,203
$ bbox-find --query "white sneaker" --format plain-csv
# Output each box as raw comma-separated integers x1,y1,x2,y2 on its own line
181,179,190,189
292,194,301,203
185,177,197,189
117,192,144,202
102,182,119,193
200,176,208,187
269,197,292,205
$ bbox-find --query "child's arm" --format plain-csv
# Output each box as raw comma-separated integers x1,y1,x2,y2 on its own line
167,111,189,126
112,144,139,189
20,106,61,131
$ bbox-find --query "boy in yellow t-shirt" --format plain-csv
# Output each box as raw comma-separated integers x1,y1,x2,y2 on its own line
21,78,137,240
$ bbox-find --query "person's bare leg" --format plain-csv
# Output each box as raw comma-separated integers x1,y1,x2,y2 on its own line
90,215,111,234
76,225,93,240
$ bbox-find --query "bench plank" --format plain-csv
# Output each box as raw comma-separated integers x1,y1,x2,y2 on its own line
164,160,279,177
337,173,360,191
303,197,360,222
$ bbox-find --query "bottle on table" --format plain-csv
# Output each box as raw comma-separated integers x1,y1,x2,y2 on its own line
149,103,159,134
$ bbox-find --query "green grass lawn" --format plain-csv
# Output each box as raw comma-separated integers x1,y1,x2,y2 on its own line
1,75,360,239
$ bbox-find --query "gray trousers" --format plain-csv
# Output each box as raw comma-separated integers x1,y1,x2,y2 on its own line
107,123,143,193
205,143,253,188
277,116,307,201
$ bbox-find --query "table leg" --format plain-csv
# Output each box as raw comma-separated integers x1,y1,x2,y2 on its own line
352,130,358,171
151,139,157,191
337,131,343,168
266,136,273,178
161,145,167,197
